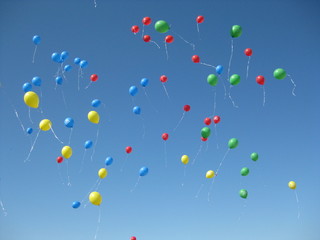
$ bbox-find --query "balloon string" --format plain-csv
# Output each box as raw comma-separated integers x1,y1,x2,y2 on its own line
91,126,100,161
246,57,251,81
287,74,297,96
228,85,239,108
50,126,64,144
181,165,187,187
79,150,87,174
216,148,230,176
13,108,26,133
171,30,195,50
212,88,217,116
28,107,33,124
192,144,203,165
0,179,7,216
173,112,185,132
207,177,216,202
165,42,169,60
32,45,37,64
219,75,227,99
141,24,145,37
85,81,93,90
196,23,200,33
143,88,159,113
195,183,204,198
61,88,68,110
66,159,71,187
164,141,168,168
57,163,65,186
237,199,247,222
94,206,101,240
25,129,40,162
140,115,146,139
120,155,129,172
68,128,73,145
162,83,170,100
77,67,80,91
130,176,141,192
294,190,300,219
262,85,266,107
150,41,160,49
205,139,209,152
227,38,234,81
200,62,216,69
214,124,219,150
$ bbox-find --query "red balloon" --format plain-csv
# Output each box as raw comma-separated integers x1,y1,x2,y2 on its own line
192,55,200,63
142,17,151,25
125,146,132,154
90,74,98,82
56,156,63,163
204,117,211,125
131,25,139,33
256,75,265,85
130,237,136,240
213,116,220,124
160,75,168,83
165,35,174,43
143,35,151,42
162,133,169,141
183,105,191,112
244,48,253,56
196,16,204,23
201,137,207,142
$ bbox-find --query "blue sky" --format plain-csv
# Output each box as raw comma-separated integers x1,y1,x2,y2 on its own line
0,0,320,239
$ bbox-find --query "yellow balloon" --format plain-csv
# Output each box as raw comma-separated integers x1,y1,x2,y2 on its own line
181,155,189,165
206,170,215,179
24,91,39,108
88,111,100,124
98,168,108,179
39,119,52,131
61,146,72,159
288,181,296,190
89,191,102,206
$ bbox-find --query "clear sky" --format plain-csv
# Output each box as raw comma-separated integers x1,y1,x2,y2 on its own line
0,0,320,239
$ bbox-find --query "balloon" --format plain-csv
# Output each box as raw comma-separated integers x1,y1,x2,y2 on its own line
206,170,215,179
183,105,191,112
105,157,113,166
26,127,33,134
181,155,189,165
213,115,220,124
64,65,72,72
154,20,170,33
207,74,218,86
61,146,72,159
89,191,102,206
91,99,101,107
24,91,39,108
126,146,132,154
273,68,286,80
72,201,81,209
131,237,137,240
51,52,61,62
60,51,69,61
32,35,41,45
230,74,240,85
162,133,169,141
143,35,151,42
84,140,93,149
98,168,108,179
241,167,250,176
192,55,200,63
129,86,138,96
228,138,239,149
39,119,52,131
160,75,167,83
88,111,100,124
216,65,223,75
131,25,140,33
201,127,211,138
201,137,207,142
204,117,211,125
139,167,149,176
196,16,204,23
64,117,74,128
142,17,152,25
288,181,296,190
230,25,242,38
239,189,248,199
165,35,174,43
74,57,81,65
55,76,63,85
56,156,63,163
90,74,98,82
244,48,252,56
23,82,32,92
256,75,265,85
80,60,88,68
251,152,259,161
133,106,141,115
32,76,42,87
140,78,149,87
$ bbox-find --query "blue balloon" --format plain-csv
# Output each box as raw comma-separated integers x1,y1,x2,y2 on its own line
129,86,138,96
72,201,81,209
23,82,32,92
55,76,63,85
91,99,101,108
51,52,61,63
32,76,42,87
32,35,41,45
84,140,93,149
133,106,141,115
64,65,72,72
61,51,69,61
140,78,149,87
26,128,33,134
64,117,74,128
216,65,223,75
74,57,81,65
139,167,149,176
79,60,88,68
105,157,113,166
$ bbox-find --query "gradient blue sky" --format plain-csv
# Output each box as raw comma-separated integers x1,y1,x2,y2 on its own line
1,0,320,239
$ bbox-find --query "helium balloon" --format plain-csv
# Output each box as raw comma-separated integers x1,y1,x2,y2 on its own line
26,127,33,134
162,133,169,141
133,106,141,115
129,86,138,96
251,152,259,161
239,189,248,199
90,74,98,82
131,237,136,240
230,25,242,38
201,127,211,138
24,91,39,108
213,116,220,124
165,35,174,43
39,119,52,131
139,167,149,176
207,74,218,86
131,25,140,33
84,140,93,149
61,146,72,159
288,181,296,190
196,16,204,23
98,168,108,179
154,20,170,33
105,157,113,166
230,74,240,85
32,76,42,87
55,76,63,85
60,51,69,61
74,57,81,65
64,117,74,128
80,60,88,68
183,105,191,112
23,82,32,92
241,167,250,176
204,117,211,125
256,75,265,85
192,55,200,63
244,48,252,56
181,155,189,165
89,191,102,206
91,99,101,107
201,137,208,142
228,138,239,149
72,201,81,209
206,170,215,179
56,156,63,163
126,146,132,154
160,75,167,83
273,68,286,80
140,78,149,87
88,111,100,124
32,35,41,45
51,52,60,62
216,65,223,75
143,35,151,42
142,17,151,25
64,65,72,72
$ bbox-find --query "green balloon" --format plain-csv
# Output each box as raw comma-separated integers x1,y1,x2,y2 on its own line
230,74,240,85
251,152,259,161
240,167,250,176
273,68,286,80
201,127,211,138
228,138,238,149
154,20,170,33
239,189,248,199
207,74,218,86
230,25,242,38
